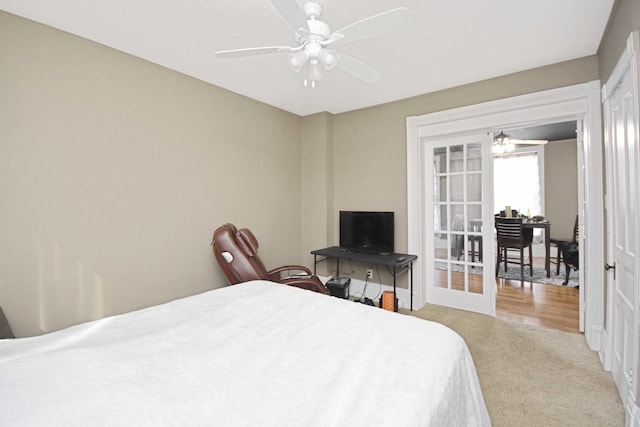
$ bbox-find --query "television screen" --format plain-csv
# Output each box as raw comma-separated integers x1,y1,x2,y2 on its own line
339,211,394,254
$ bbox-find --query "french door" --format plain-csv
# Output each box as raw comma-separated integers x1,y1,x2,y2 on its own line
424,133,495,316
603,32,640,417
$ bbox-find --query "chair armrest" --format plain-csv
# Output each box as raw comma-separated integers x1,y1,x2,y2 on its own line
266,265,329,295
280,277,330,295
267,265,313,281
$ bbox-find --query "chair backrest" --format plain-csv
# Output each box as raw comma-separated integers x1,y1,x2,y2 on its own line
212,223,270,284
572,214,579,244
495,217,533,246
498,209,518,217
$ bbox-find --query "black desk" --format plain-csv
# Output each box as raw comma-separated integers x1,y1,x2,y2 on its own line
311,246,417,311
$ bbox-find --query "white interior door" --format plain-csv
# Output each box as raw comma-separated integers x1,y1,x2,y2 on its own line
603,32,640,417
424,133,495,315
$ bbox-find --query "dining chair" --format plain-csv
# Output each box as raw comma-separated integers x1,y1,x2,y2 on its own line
451,214,465,260
495,217,534,283
498,209,518,217
550,215,579,275
468,219,483,262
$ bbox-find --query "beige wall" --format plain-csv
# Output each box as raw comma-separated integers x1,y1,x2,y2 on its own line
598,0,640,84
0,12,303,337
544,139,579,237
331,56,599,236
301,113,334,271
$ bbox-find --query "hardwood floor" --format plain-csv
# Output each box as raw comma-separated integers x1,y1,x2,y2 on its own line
436,268,581,333
496,277,580,333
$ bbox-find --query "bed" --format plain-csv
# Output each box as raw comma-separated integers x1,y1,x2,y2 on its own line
0,280,491,426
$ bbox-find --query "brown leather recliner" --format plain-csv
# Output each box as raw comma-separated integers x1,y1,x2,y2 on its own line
212,223,329,295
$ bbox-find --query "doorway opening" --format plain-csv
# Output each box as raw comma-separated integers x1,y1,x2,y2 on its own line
491,121,581,332
495,126,580,332
493,122,580,280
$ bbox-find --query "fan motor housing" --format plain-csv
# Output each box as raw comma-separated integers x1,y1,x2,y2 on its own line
306,20,330,40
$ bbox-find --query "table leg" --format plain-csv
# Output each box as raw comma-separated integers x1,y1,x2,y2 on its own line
545,226,551,278
471,238,476,262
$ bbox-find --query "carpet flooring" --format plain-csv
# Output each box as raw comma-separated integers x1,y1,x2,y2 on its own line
401,304,623,426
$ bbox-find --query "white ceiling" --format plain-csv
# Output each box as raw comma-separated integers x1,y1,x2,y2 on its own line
0,0,615,116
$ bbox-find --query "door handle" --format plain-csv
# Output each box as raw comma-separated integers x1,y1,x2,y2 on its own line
605,262,616,280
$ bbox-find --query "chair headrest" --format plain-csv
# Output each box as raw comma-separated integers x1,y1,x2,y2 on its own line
223,223,238,234
212,223,238,246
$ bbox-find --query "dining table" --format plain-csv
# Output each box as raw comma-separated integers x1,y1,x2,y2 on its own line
522,219,551,277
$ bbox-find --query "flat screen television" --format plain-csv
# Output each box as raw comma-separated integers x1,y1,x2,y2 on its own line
339,211,394,254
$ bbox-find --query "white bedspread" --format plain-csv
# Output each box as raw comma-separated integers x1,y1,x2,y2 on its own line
0,281,490,426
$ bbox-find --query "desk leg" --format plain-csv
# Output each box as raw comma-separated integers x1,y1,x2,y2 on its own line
393,266,397,312
545,228,551,278
410,262,413,311
313,255,317,276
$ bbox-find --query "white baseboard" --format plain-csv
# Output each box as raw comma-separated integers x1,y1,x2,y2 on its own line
599,329,611,371
587,322,602,352
626,394,640,427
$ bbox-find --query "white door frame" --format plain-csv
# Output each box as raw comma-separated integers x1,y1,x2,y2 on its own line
407,81,604,350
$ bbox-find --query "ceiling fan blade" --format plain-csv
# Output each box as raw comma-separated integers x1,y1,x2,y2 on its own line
215,46,294,59
337,54,381,83
270,0,309,33
511,139,548,145
333,7,411,44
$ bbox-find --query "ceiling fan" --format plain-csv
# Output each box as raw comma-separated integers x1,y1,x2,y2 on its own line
492,131,548,154
214,0,412,88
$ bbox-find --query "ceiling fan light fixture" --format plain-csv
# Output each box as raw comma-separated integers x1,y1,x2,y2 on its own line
495,131,508,144
308,59,325,81
318,48,338,70
493,130,515,154
287,50,309,72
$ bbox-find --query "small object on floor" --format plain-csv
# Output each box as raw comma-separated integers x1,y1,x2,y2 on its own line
381,291,398,311
326,276,351,298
